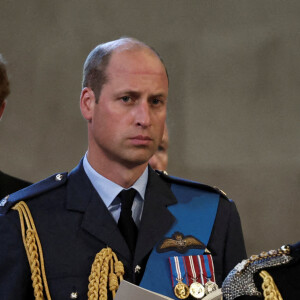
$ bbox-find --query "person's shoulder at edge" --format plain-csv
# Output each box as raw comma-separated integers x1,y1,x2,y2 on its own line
0,170,31,185
154,169,230,201
0,170,32,195
222,241,300,300
0,172,68,215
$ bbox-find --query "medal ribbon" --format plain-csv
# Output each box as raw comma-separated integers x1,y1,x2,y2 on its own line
168,256,189,287
184,256,201,286
198,254,215,284
206,254,215,283
181,255,217,285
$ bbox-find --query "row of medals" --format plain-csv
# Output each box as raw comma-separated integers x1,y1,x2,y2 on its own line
174,278,218,299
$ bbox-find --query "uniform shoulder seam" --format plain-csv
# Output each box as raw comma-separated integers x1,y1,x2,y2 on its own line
0,172,68,215
155,170,229,201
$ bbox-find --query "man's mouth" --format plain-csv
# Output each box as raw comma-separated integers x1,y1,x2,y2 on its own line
130,135,152,145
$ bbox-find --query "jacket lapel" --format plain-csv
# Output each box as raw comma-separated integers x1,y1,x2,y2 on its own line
65,161,132,262
65,161,177,266
134,168,177,266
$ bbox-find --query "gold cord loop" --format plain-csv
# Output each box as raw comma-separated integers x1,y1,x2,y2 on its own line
260,270,283,300
88,247,124,300
12,201,52,300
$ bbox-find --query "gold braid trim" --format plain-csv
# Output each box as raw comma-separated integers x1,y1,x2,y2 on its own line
88,247,124,300
260,270,283,300
12,201,52,300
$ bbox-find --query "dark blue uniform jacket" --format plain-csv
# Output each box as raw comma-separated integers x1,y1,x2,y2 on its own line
0,160,246,299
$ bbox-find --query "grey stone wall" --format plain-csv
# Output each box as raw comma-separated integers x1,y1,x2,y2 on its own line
1,1,299,256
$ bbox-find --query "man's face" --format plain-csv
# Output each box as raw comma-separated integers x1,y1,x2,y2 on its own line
86,48,168,169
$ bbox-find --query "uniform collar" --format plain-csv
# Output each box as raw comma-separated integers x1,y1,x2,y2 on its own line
83,153,148,209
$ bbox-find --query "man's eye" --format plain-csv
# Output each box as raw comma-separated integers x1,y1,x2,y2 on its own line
152,98,163,106
121,96,131,103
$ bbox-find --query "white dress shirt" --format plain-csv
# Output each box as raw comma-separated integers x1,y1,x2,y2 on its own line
83,153,148,228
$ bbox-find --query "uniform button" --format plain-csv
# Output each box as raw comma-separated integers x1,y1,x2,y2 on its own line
0,195,9,207
214,186,227,197
134,265,141,273
70,291,78,299
55,174,63,181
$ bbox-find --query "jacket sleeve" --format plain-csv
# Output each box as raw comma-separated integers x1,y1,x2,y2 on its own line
0,211,33,299
223,200,247,276
207,197,247,285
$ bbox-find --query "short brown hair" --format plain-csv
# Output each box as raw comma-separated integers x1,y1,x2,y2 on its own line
82,37,168,102
0,54,10,105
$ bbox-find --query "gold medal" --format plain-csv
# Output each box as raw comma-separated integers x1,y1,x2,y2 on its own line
189,281,205,299
174,281,190,299
204,280,218,295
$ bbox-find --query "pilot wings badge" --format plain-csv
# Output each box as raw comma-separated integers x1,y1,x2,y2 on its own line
157,232,206,254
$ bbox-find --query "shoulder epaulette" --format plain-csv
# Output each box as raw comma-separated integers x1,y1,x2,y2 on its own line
222,245,293,300
155,170,229,200
0,172,68,215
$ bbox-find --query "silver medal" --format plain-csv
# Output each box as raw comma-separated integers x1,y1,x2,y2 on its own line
190,281,205,299
204,280,218,295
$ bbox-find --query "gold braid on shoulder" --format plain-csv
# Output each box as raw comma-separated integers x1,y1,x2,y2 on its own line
12,201,52,300
260,270,283,300
88,247,125,300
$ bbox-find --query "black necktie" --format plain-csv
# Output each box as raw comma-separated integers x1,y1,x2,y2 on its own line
117,188,138,254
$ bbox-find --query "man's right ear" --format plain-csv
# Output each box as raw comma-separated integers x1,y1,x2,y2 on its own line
80,88,95,121
0,100,6,120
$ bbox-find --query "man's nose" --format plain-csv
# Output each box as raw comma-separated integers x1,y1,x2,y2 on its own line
135,101,151,128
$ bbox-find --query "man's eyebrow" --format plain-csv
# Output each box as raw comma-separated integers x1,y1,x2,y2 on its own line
115,90,167,98
151,93,167,98
115,90,140,97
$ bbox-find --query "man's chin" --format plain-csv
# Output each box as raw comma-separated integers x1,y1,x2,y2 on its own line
122,153,153,169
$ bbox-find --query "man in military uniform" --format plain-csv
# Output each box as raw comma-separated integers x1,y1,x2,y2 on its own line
0,54,31,199
0,38,246,300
